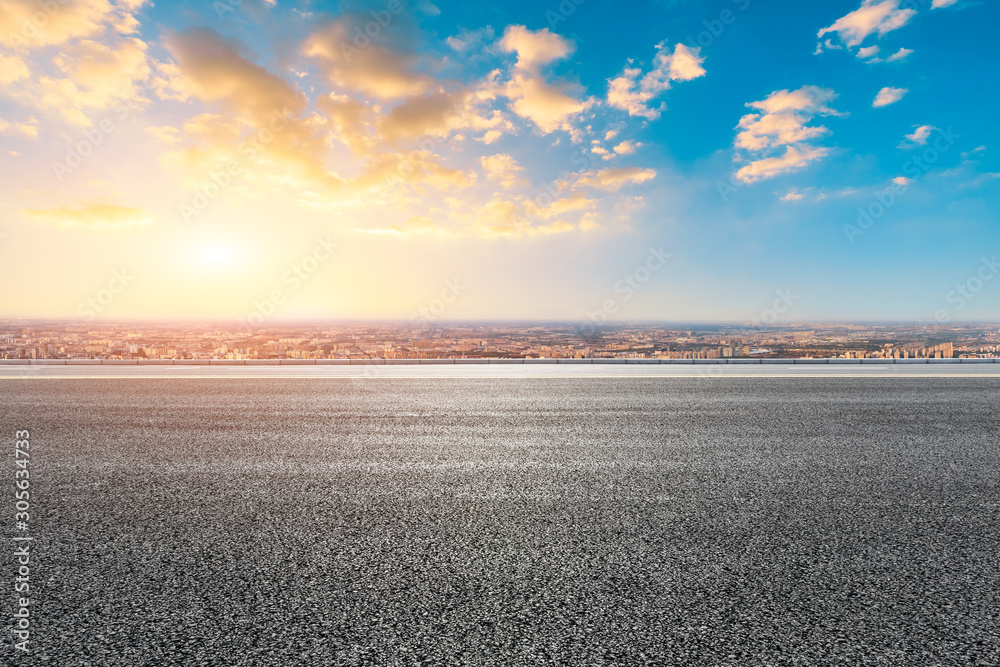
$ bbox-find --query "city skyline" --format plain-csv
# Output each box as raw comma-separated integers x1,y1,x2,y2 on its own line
5,319,998,361
1,0,999,322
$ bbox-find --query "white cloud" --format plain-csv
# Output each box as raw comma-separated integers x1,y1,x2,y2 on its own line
480,153,526,189
417,1,440,16
0,54,29,83
931,0,959,8
499,25,573,72
613,140,640,155
899,124,936,148
573,167,656,191
446,27,495,53
733,86,840,183
735,87,837,151
606,41,705,120
872,86,907,107
0,0,146,48
862,46,914,63
736,145,830,184
0,117,38,137
780,189,807,201
892,176,913,186
498,25,592,134
23,201,152,228
817,1,917,53
304,21,431,100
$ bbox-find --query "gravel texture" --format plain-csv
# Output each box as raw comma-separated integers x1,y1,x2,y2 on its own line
2,377,999,665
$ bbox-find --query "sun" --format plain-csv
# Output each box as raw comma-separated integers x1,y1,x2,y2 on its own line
193,244,238,269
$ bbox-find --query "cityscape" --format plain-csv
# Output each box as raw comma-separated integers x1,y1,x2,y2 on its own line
3,320,999,361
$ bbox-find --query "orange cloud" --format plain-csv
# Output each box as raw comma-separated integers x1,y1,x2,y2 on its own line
165,28,304,123
303,20,430,100
498,25,591,135
574,167,657,191
24,201,151,228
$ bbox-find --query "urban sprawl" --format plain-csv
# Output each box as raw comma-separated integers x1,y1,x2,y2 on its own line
3,321,1000,361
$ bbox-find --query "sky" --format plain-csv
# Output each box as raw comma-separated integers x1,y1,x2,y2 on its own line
0,0,998,325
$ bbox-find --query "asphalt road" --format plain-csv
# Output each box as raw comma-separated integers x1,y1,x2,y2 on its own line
2,373,998,665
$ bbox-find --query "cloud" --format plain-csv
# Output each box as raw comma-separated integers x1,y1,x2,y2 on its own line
733,86,840,183
0,0,153,127
28,36,152,125
504,74,590,134
480,153,526,189
359,215,446,238
473,198,576,239
573,167,657,191
735,145,830,184
0,0,145,48
163,28,350,197
417,1,440,16
354,151,475,192
303,20,430,100
317,93,374,155
857,45,914,63
23,202,151,228
0,54,29,83
499,25,573,72
0,116,38,137
166,28,304,123
735,104,830,150
965,173,1000,188
374,72,516,146
446,27,495,53
872,86,907,107
607,41,705,120
377,91,465,143
498,25,591,134
899,124,936,148
524,191,596,220
613,140,640,156
780,189,807,201
892,176,913,186
817,0,917,52
931,0,959,7
960,145,986,161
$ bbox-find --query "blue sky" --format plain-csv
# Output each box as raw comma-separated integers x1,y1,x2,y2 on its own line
0,0,997,323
